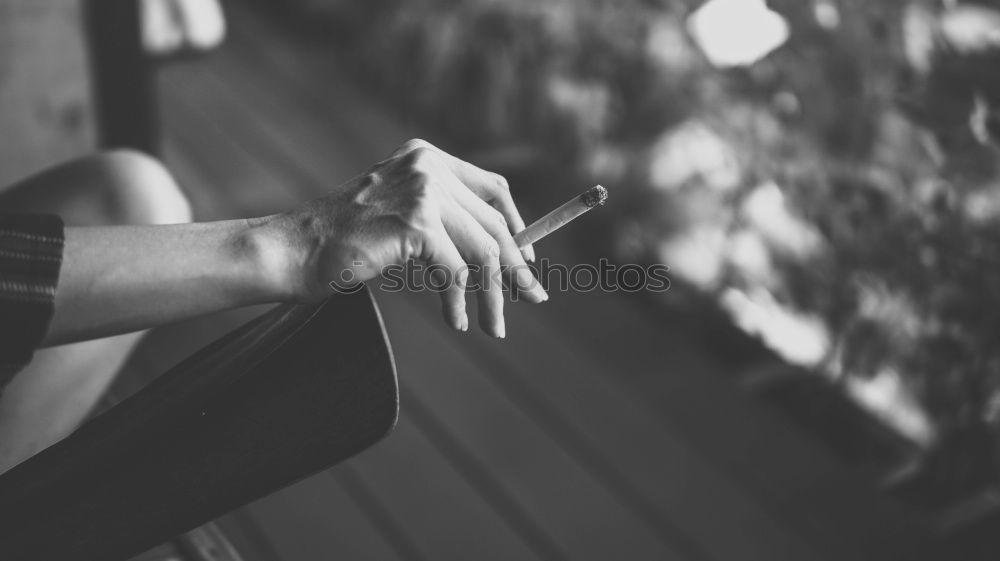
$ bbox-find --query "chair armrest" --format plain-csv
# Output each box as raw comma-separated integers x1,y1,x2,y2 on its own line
0,287,398,561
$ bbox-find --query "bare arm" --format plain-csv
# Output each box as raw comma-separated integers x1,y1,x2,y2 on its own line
44,219,283,346
43,139,545,345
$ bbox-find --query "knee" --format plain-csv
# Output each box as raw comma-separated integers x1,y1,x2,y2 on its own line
88,149,193,226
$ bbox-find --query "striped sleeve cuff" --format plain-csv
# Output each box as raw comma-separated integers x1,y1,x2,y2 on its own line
0,214,65,389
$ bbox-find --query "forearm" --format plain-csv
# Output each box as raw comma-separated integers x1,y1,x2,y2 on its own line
43,217,292,346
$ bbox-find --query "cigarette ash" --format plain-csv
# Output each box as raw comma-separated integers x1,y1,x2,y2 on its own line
580,185,608,208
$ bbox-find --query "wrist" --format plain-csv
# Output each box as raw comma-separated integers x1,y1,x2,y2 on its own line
235,215,307,303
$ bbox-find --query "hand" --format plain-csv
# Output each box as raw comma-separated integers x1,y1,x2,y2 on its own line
268,139,546,337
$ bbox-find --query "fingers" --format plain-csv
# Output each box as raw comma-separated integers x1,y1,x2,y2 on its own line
421,221,469,332
396,139,537,262
443,173,548,304
461,167,537,263
438,199,507,338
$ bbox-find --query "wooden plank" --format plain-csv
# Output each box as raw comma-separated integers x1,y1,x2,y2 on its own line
0,0,96,186
162,135,236,221
337,413,549,561
159,78,296,217
222,4,415,158
169,57,361,194
127,543,182,561
239,470,407,561
210,511,282,561
160,62,321,201
375,289,690,561
174,523,245,561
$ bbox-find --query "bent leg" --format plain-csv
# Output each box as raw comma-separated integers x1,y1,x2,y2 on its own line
0,150,193,473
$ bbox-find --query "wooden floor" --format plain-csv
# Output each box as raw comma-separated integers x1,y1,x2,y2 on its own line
120,3,931,560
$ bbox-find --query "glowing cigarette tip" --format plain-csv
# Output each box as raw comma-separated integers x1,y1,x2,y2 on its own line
580,185,608,208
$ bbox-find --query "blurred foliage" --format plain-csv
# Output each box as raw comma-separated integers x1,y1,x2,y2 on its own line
322,0,1000,493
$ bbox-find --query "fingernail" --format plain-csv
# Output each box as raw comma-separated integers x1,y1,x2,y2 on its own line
496,319,506,339
461,314,469,332
522,244,536,263
517,267,547,303
532,286,548,302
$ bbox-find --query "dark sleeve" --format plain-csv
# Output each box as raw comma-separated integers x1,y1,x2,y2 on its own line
0,214,65,392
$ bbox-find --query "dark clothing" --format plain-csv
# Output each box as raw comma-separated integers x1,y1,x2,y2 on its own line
0,214,64,392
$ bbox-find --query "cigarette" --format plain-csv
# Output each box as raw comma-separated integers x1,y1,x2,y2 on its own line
514,185,608,248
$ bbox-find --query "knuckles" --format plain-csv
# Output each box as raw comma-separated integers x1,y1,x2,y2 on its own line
391,145,438,187
403,146,436,174
478,240,501,262
400,138,431,154
398,181,436,228
492,173,511,193
454,267,470,290
359,171,380,189
492,209,508,231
